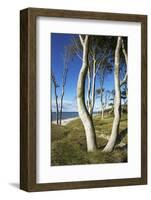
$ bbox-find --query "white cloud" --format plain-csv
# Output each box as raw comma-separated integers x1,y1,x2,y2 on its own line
52,98,113,113
51,99,77,112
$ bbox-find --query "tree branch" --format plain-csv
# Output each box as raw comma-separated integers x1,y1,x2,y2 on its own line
72,37,83,60
73,47,83,60
121,38,128,66
120,72,127,86
120,38,128,86
51,71,59,88
79,35,84,46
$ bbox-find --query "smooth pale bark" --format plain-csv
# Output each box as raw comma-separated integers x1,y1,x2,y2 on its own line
101,104,104,119
86,66,92,114
98,67,105,119
90,59,97,116
121,39,128,66
77,35,97,152
86,59,97,116
103,37,122,152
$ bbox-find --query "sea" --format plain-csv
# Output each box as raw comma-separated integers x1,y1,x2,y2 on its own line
51,112,79,121
51,111,98,121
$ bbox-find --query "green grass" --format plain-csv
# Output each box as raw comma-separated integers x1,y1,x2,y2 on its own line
51,114,127,166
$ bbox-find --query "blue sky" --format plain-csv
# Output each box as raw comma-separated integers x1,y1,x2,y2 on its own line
51,33,115,112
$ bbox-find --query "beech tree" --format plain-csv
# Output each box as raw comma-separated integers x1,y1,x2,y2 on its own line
97,58,113,118
72,36,111,117
77,35,97,152
120,38,128,113
51,72,59,124
120,38,128,86
91,36,114,119
103,36,122,152
103,90,111,115
86,53,97,116
103,36,127,152
121,85,128,113
97,65,107,119
86,36,113,116
86,38,101,116
109,89,115,114
52,46,72,125
59,47,70,125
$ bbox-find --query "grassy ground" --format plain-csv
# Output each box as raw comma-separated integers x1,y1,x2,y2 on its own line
51,114,127,166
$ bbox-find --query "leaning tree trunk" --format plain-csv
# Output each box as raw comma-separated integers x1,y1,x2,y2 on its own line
103,37,122,152
77,35,97,152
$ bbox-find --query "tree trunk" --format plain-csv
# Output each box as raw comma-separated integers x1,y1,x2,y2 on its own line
109,104,114,115
51,73,59,125
77,35,97,152
59,63,68,125
120,38,128,87
90,59,96,116
101,107,104,119
86,66,92,114
100,92,104,119
103,37,122,152
59,90,64,125
121,38,128,66
54,87,59,124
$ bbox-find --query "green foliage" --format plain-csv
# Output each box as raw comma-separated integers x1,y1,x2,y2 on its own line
51,114,127,166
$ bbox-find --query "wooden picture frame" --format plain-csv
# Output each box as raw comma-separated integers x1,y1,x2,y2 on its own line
20,7,147,192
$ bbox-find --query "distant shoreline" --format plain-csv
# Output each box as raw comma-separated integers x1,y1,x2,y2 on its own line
52,113,100,126
52,116,79,126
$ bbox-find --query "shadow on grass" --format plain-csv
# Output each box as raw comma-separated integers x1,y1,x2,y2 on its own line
116,128,127,145
115,144,127,151
51,115,128,165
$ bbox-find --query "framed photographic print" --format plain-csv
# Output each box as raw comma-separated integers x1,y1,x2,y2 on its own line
20,8,147,191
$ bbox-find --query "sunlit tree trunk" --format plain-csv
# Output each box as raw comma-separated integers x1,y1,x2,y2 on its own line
86,66,92,114
103,36,122,152
120,38,128,115
98,66,105,119
86,59,97,116
90,59,97,116
77,35,97,152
